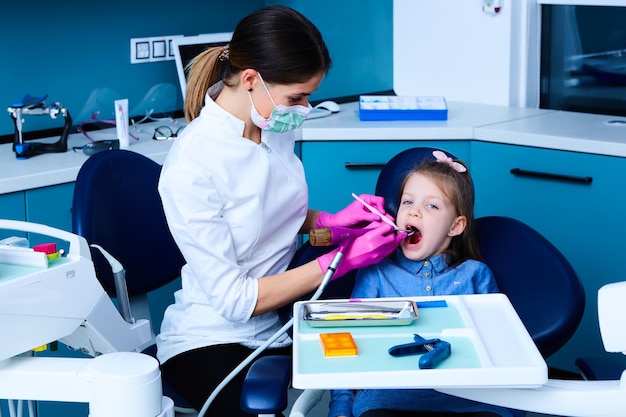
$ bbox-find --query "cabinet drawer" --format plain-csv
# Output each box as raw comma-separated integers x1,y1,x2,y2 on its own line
301,140,470,213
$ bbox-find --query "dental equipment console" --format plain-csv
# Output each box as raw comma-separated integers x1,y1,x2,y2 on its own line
0,219,173,417
7,94,72,159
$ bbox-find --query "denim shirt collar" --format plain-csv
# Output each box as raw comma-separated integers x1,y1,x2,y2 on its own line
395,249,449,275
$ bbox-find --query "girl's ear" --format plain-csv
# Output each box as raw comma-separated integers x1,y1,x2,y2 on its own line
448,215,467,237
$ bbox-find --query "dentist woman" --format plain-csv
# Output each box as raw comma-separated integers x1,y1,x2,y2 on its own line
156,6,404,416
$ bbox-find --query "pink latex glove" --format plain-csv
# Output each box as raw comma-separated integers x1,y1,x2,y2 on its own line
316,194,387,229
317,222,406,280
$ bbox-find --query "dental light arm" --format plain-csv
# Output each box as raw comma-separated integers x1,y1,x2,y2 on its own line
438,281,626,417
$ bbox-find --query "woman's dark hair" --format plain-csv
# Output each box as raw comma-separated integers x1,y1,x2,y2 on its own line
185,5,332,121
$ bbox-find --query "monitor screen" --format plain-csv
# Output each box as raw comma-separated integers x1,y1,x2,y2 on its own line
173,33,233,100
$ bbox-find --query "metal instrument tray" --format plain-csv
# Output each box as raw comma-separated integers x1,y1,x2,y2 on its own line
301,299,419,327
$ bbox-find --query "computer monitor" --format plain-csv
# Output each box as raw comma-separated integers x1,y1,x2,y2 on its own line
173,32,233,100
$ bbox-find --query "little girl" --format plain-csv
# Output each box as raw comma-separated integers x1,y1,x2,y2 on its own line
329,151,522,417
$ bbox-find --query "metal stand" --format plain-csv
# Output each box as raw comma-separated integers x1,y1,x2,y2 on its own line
7,94,72,159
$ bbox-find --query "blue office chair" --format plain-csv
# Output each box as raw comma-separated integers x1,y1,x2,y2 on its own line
249,147,586,417
71,149,195,413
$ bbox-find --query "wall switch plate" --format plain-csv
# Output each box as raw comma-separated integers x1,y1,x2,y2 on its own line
130,35,182,64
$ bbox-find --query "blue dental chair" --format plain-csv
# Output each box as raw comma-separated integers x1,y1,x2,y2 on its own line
244,147,586,417
374,147,586,360
71,149,195,413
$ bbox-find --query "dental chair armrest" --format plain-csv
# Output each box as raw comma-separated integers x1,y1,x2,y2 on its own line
241,355,292,414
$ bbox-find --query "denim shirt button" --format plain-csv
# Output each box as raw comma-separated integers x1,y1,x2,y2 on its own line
425,285,432,291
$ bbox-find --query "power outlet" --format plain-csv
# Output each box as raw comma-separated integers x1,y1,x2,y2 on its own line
130,35,182,64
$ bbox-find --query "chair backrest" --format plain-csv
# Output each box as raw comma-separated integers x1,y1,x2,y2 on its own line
72,149,185,297
475,216,585,358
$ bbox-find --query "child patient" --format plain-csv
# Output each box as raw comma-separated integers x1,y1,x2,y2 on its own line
329,150,522,417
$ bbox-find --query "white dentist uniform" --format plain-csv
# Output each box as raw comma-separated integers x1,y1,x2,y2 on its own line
156,84,308,365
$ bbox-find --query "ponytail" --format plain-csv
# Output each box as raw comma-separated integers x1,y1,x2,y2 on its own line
184,47,224,121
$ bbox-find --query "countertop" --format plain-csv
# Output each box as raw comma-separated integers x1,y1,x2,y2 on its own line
297,101,552,140
474,110,626,157
2,101,626,195
0,120,176,195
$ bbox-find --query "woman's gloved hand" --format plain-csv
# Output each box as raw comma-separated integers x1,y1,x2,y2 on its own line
316,194,387,229
317,222,406,280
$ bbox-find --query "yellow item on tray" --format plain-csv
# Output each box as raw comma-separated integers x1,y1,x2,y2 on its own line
323,314,389,320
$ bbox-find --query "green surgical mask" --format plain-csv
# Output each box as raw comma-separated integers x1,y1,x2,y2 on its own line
248,73,312,133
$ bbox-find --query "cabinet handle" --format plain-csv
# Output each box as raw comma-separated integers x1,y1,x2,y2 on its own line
510,168,592,185
344,162,387,170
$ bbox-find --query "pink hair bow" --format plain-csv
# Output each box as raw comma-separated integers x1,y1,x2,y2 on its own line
432,150,467,173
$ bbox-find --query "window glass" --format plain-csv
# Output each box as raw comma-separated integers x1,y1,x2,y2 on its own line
540,5,626,117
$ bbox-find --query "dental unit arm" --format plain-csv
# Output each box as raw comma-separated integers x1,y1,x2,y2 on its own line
437,281,626,417
7,94,72,159
0,219,173,417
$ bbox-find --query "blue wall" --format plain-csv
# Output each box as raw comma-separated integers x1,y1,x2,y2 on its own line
0,0,392,137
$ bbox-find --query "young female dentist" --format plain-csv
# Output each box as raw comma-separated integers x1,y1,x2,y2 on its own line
156,6,405,416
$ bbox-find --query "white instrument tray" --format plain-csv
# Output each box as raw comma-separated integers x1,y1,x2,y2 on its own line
292,294,547,390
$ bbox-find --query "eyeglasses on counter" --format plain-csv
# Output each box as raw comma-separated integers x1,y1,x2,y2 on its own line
153,125,185,141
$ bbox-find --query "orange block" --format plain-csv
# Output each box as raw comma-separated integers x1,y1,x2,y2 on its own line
320,332,358,357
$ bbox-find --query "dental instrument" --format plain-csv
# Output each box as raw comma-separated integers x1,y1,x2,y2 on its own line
352,192,413,235
388,333,452,369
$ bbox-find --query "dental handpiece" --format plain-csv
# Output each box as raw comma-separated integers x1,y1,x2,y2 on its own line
309,226,369,246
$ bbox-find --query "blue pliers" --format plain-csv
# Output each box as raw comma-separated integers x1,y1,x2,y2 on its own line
388,333,451,369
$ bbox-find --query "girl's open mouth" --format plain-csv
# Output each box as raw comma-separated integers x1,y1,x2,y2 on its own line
406,226,422,245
